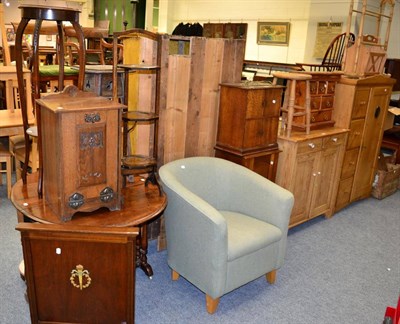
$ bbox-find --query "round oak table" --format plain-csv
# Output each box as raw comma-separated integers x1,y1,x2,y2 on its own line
11,173,167,278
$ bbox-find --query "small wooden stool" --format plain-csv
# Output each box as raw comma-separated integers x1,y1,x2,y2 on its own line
272,72,312,137
0,143,12,199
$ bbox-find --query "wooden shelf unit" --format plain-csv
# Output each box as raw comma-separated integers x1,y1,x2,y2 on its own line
112,29,161,189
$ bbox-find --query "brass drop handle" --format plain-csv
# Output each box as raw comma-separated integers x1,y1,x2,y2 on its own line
70,265,91,290
308,143,316,149
332,137,338,142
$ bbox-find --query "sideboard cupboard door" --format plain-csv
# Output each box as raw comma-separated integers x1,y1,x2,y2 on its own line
309,142,343,218
276,129,348,227
16,223,138,324
288,150,319,225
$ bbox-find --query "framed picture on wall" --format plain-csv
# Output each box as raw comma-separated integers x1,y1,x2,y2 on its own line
257,22,290,46
5,24,15,42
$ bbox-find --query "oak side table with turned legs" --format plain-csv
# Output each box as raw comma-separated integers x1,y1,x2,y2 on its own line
11,173,167,279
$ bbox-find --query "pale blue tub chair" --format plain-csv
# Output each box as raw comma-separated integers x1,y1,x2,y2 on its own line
159,157,294,314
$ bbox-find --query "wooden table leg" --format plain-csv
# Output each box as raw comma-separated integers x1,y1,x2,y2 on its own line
137,223,153,278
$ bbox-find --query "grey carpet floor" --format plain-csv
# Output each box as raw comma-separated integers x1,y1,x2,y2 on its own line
0,176,399,323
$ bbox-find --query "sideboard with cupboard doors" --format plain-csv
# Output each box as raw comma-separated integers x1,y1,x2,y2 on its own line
275,128,348,227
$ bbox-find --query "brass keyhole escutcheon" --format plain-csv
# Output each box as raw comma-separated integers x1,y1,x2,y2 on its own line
70,264,91,290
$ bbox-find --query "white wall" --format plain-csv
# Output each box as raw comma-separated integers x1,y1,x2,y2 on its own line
1,0,94,50
157,0,400,63
2,0,93,31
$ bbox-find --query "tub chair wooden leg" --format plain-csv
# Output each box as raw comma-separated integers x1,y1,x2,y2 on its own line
266,269,277,284
172,269,180,281
206,295,220,314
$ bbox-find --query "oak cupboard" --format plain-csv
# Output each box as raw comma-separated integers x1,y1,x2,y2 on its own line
276,128,348,227
37,88,125,221
332,74,395,211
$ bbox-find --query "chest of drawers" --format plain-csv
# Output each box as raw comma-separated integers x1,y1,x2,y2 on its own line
293,72,342,130
37,87,125,221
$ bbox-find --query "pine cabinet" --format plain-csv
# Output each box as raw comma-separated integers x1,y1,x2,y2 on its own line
332,75,395,211
276,128,348,227
215,82,284,181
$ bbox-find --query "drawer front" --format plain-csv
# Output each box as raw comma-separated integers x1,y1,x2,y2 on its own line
335,177,354,211
310,110,332,123
320,96,334,109
297,138,323,154
341,148,359,179
317,81,328,94
310,97,321,110
326,81,337,94
323,133,346,149
347,119,365,149
100,74,124,97
310,96,334,110
309,81,319,95
351,89,370,119
75,110,108,126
